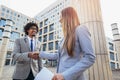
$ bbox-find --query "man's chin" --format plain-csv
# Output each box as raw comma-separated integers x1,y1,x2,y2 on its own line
32,34,36,36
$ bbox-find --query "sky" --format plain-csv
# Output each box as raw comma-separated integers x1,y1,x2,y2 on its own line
0,0,120,39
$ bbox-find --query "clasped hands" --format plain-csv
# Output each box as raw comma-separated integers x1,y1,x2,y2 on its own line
28,52,39,60
28,52,64,80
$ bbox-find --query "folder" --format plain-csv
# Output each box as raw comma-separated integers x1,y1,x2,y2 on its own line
34,67,54,80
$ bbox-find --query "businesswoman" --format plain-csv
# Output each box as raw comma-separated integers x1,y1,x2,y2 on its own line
39,7,96,80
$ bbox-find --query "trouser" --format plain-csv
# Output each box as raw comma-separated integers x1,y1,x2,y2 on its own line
13,69,34,80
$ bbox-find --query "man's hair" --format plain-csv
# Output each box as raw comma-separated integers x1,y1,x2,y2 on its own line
24,22,38,35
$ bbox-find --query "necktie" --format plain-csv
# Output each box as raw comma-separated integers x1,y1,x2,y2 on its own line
31,39,33,51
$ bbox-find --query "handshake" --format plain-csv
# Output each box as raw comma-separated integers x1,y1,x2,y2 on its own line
28,52,39,60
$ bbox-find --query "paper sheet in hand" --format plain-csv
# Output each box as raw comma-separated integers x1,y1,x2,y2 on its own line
34,67,54,80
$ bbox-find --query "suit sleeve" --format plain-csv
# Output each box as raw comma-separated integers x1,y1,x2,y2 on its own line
39,51,59,60
12,39,30,61
62,26,96,80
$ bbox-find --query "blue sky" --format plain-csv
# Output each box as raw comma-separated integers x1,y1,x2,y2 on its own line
0,0,120,39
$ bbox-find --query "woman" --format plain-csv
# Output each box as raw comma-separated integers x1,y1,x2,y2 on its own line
39,7,96,80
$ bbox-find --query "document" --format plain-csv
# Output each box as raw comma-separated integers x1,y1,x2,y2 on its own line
34,67,54,80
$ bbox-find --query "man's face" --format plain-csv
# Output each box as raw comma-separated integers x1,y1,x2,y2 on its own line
27,26,37,37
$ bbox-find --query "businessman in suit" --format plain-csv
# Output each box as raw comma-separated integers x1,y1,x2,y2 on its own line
39,7,96,80
12,22,42,80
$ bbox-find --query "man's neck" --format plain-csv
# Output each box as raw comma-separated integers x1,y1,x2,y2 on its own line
28,35,34,39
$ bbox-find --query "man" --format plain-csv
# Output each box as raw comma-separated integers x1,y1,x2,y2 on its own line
12,22,42,80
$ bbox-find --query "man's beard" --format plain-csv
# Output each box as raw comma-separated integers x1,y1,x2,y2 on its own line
32,34,36,36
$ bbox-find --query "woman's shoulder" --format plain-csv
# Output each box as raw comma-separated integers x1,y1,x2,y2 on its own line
75,24,91,37
76,24,89,33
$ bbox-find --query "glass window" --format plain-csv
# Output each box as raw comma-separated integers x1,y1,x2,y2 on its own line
48,42,53,50
2,8,5,11
39,29,42,35
109,42,114,50
38,37,42,42
1,13,4,16
117,63,119,69
5,59,10,65
49,24,54,31
7,10,9,13
11,59,16,65
0,39,2,45
55,41,58,50
116,53,118,61
0,29,4,38
43,44,46,51
49,33,54,40
110,52,114,60
0,19,6,27
110,62,115,69
8,42,14,50
6,51,11,58
44,27,48,33
44,19,48,26
10,32,20,41
43,35,47,42
14,13,17,16
40,22,43,28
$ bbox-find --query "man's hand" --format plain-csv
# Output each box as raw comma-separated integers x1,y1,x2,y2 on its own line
28,52,39,60
52,74,64,80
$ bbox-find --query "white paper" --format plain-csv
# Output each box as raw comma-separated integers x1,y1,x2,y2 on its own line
34,67,54,80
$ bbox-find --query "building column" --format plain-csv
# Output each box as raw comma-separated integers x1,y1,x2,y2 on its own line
111,23,120,68
69,0,113,80
0,19,13,78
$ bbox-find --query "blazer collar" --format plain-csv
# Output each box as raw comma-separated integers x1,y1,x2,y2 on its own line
24,36,31,51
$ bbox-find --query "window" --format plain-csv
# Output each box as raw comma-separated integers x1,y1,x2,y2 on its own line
39,29,42,35
43,35,47,42
109,42,114,50
110,62,115,69
10,32,20,41
0,19,6,27
5,59,10,65
49,33,54,40
110,52,114,60
8,42,14,50
0,39,2,45
1,13,4,16
117,63,119,69
18,15,20,17
14,13,17,16
55,41,58,50
40,22,43,28
43,44,47,51
2,8,5,11
6,51,11,58
44,19,48,26
44,27,48,33
116,53,118,61
49,42,53,50
38,37,42,42
11,59,16,65
49,24,54,31
0,29,4,38
7,10,9,13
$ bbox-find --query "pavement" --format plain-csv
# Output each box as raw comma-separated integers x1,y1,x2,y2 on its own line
0,66,56,80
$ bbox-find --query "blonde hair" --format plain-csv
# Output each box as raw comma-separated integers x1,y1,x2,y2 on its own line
61,7,80,57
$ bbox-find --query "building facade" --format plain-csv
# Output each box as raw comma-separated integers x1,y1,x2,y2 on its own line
111,23,120,69
106,37,120,69
0,5,39,66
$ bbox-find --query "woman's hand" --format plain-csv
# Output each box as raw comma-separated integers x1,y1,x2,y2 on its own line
52,74,64,80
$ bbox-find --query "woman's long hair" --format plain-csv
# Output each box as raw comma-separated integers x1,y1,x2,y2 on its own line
61,7,80,57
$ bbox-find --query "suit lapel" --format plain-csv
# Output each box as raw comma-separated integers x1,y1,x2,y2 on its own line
24,37,31,51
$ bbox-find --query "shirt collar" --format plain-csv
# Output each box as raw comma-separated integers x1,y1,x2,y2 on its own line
27,36,35,41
